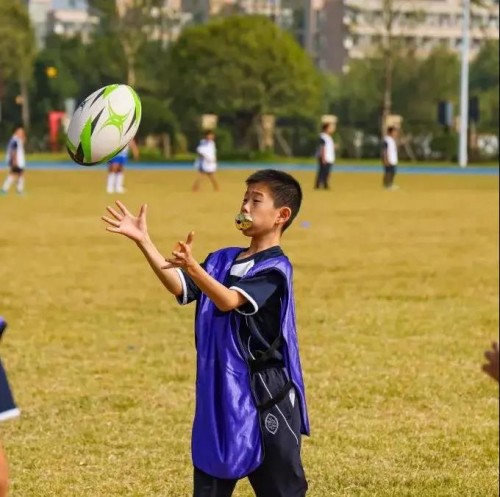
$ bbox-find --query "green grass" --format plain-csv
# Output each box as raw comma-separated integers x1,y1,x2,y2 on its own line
0,170,498,496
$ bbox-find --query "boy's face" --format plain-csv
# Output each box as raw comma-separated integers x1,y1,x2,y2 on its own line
238,183,291,236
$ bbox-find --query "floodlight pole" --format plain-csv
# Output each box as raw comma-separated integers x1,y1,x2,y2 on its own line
459,0,471,168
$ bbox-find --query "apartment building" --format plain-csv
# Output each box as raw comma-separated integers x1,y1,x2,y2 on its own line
314,0,500,73
24,0,99,47
24,0,52,46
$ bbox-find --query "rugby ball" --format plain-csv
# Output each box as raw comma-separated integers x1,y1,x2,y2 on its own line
66,84,141,166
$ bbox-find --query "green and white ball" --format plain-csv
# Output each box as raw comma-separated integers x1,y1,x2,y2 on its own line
66,84,142,166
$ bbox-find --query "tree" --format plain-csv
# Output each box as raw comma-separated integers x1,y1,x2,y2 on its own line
167,16,322,148
377,0,428,134
470,40,499,93
0,0,36,129
470,40,499,133
114,0,173,87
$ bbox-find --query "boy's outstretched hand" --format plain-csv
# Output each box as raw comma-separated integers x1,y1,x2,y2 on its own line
163,232,196,271
482,342,499,383
102,201,148,244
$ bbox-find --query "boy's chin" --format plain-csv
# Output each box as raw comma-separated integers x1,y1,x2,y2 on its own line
240,228,253,237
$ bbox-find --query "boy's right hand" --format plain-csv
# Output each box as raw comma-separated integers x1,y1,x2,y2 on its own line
102,200,148,244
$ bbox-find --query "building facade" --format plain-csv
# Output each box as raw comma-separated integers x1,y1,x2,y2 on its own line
313,0,500,73
24,0,98,47
24,0,52,46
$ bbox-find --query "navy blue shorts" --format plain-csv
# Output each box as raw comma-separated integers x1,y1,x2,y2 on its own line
0,319,19,422
193,368,307,497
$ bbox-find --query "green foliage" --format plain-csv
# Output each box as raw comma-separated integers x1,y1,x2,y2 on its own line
213,126,235,155
431,132,459,161
470,41,499,133
0,0,35,82
328,47,461,135
139,95,177,137
0,3,498,159
168,16,322,123
470,41,499,93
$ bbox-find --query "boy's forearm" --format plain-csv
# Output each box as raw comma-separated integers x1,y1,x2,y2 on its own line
186,262,243,312
137,236,183,296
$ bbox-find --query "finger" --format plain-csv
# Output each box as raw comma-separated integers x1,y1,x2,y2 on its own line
101,216,121,228
139,203,148,219
186,231,195,245
484,350,494,361
178,242,189,252
106,206,124,221
482,364,494,376
106,227,121,234
115,200,132,217
172,251,186,259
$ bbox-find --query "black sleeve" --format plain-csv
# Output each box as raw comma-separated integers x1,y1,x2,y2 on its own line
176,259,208,305
319,138,326,147
230,270,285,315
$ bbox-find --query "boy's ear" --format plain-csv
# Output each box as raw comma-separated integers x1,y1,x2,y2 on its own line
277,207,292,226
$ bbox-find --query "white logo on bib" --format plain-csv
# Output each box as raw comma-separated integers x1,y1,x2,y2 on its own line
264,413,279,435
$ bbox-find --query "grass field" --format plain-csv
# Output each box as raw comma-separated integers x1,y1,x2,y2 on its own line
0,169,498,496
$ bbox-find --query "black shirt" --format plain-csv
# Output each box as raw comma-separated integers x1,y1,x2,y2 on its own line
177,246,286,361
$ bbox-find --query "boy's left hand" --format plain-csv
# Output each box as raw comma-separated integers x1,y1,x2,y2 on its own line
163,232,197,271
482,342,499,383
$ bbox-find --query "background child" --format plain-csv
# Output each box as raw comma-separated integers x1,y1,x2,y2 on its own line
106,138,139,194
192,130,220,192
1,125,26,195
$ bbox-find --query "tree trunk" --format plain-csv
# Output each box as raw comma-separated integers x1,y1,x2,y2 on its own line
382,0,394,136
123,42,136,87
382,47,393,134
20,76,30,132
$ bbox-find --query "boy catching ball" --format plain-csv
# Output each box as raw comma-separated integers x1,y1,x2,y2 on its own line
101,169,309,497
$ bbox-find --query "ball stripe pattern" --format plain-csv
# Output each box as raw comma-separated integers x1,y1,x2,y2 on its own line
66,84,141,166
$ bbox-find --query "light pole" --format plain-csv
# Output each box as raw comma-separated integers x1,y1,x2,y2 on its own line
459,0,470,168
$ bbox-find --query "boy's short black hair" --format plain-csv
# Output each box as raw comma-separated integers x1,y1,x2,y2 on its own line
246,169,302,232
203,129,215,138
387,126,396,134
322,123,331,132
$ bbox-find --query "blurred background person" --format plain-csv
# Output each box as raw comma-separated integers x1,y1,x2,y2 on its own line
106,139,139,194
1,125,26,196
382,126,399,191
315,123,335,190
192,130,220,192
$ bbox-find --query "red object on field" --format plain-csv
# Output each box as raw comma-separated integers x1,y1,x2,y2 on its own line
48,111,66,152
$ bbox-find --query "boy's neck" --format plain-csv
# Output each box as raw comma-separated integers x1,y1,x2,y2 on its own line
245,233,281,256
